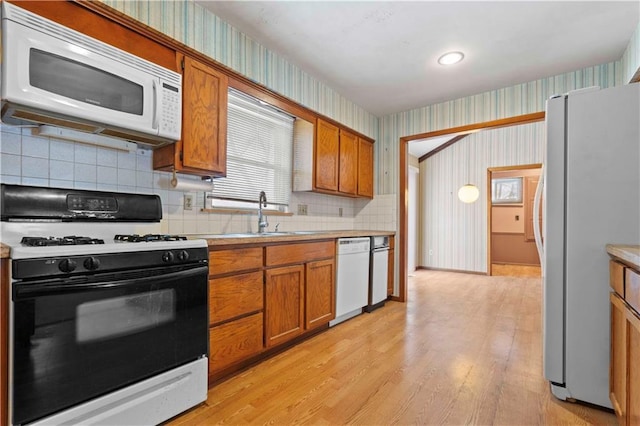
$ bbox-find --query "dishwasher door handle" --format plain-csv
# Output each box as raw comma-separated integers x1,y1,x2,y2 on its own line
372,247,389,253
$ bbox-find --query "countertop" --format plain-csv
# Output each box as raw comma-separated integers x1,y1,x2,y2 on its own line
606,244,640,270
1,243,9,259
0,230,395,257
185,230,395,247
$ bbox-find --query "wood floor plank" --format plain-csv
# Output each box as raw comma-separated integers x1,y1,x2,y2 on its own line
167,270,615,425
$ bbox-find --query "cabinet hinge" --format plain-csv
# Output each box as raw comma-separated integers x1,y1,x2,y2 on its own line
181,58,185,71
179,151,183,161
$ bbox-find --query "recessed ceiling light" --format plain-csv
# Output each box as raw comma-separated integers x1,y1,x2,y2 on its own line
438,51,464,66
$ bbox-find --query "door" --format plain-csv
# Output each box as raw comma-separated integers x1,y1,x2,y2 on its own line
11,266,208,425
357,138,374,198
305,259,335,330
315,119,339,191
264,265,305,347
181,54,228,174
338,130,358,195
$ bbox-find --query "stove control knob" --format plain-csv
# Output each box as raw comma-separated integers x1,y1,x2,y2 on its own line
177,250,189,262
84,256,101,271
162,251,175,263
58,258,77,273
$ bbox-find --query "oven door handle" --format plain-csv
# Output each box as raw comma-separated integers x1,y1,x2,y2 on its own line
13,265,208,299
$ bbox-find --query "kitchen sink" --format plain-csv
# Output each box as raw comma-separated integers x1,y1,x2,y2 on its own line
210,231,319,238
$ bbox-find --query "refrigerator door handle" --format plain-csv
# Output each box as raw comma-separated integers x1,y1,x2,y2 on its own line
533,167,544,268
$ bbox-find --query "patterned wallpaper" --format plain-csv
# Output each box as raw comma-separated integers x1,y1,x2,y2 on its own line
419,122,545,273
623,22,640,83
378,61,623,195
101,0,379,141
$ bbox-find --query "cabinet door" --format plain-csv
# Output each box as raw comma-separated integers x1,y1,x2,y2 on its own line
338,130,358,195
181,55,228,175
628,306,640,426
610,293,627,423
265,265,305,347
357,138,374,198
305,259,336,329
315,119,339,191
387,248,395,296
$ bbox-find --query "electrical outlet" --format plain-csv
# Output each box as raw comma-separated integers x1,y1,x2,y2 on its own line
183,194,194,210
297,204,308,215
338,207,343,217
429,249,433,256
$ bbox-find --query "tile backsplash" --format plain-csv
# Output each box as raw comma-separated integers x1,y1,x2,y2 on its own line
0,124,393,234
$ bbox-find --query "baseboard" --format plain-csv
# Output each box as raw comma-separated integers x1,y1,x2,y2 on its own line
415,266,487,276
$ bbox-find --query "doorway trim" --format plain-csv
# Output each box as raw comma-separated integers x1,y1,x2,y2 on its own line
397,111,545,302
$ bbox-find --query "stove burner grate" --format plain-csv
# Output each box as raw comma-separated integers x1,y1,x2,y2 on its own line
21,236,106,246
114,234,188,243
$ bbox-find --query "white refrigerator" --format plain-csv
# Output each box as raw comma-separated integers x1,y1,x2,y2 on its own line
534,83,640,408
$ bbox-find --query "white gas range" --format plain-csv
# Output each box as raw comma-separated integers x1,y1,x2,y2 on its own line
1,184,208,426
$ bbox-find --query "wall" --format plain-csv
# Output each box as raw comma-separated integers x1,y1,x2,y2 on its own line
101,0,378,140
419,121,545,272
622,22,640,83
0,0,389,236
0,121,371,234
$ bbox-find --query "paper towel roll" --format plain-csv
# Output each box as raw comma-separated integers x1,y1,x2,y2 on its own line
158,172,214,192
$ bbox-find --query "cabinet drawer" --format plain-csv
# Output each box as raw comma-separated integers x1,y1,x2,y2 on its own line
209,247,263,275
266,241,335,266
626,268,640,314
610,260,625,297
209,271,263,325
209,312,263,372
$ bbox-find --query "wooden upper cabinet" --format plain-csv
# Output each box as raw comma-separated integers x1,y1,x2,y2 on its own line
153,54,228,177
181,55,227,174
315,119,340,192
358,138,374,198
338,130,358,195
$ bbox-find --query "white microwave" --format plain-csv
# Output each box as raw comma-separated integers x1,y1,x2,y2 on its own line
1,2,182,147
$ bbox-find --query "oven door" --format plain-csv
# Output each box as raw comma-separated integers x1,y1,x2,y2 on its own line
11,264,208,426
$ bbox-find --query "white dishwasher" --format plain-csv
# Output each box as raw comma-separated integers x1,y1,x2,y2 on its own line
329,237,370,326
366,236,390,312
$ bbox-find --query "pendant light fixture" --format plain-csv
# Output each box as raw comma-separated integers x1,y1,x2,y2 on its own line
457,136,479,203
458,183,480,203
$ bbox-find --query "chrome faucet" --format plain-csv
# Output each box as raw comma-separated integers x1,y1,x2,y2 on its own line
258,191,269,233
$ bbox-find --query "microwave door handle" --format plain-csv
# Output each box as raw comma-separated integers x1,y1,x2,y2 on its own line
152,79,159,130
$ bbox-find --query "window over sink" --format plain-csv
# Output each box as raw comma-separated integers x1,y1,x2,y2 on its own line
208,89,294,211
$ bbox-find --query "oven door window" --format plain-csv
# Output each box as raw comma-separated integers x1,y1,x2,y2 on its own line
11,266,208,425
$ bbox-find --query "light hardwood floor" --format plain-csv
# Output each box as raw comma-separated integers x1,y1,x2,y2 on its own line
169,270,615,425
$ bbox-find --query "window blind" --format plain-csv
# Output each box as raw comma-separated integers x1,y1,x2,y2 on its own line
211,89,294,206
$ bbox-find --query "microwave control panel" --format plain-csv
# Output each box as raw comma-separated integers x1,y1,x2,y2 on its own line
159,82,181,140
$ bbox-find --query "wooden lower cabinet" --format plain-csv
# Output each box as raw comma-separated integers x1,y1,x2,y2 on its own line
609,258,640,426
209,313,263,372
208,240,337,382
265,265,305,348
1,258,8,426
628,308,640,426
387,236,395,296
305,259,336,330
610,292,627,422
209,271,263,325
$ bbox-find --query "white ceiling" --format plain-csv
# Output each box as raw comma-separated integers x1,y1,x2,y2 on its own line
196,1,638,118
